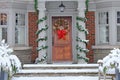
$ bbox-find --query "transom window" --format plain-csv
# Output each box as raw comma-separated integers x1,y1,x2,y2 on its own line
98,12,109,44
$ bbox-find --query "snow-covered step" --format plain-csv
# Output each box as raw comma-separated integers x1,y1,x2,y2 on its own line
12,76,99,80
23,64,99,69
14,68,98,77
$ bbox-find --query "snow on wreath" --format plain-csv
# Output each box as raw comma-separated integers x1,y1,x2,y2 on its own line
0,39,22,79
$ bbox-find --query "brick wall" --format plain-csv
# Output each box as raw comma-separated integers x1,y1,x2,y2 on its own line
86,11,95,63
28,12,38,63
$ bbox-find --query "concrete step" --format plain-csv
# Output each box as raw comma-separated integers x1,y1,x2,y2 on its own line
23,64,99,70
14,64,99,77
14,69,98,77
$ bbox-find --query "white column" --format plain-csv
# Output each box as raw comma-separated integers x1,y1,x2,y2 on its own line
37,1,47,63
77,0,87,63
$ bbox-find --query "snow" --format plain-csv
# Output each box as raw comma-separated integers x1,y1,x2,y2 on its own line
23,64,99,68
98,48,120,74
12,76,98,80
17,69,98,74
0,40,21,76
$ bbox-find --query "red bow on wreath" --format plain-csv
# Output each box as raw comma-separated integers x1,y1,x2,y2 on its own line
57,29,67,40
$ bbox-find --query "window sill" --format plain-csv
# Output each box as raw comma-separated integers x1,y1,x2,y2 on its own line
12,46,32,50
92,45,120,49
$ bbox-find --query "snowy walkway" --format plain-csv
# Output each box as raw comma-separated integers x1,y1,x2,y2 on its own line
12,76,98,80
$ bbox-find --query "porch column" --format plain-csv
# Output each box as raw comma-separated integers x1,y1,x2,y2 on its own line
37,1,47,64
77,0,87,63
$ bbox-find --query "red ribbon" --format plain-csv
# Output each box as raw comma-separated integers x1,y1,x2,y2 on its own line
57,30,67,40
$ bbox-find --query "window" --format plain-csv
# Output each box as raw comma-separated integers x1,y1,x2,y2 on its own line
0,13,7,42
15,13,25,45
117,11,120,42
98,12,109,44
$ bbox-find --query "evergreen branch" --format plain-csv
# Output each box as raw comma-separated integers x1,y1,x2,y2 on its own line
37,46,48,51
76,16,87,22
76,22,89,34
35,55,47,63
34,0,38,13
37,16,47,24
36,36,48,42
36,25,48,35
85,0,89,14
77,54,89,62
76,37,89,44
76,45,89,53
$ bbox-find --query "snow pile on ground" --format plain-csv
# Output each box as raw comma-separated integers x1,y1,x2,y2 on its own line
98,48,120,74
0,40,21,77
12,76,98,80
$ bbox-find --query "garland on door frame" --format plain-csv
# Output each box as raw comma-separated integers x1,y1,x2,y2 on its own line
76,0,89,62
34,0,48,63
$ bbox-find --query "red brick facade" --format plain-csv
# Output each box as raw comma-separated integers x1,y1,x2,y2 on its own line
86,11,95,63
28,12,38,63
28,11,95,63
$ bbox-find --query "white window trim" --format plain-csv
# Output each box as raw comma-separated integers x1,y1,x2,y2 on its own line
95,7,120,46
13,9,28,46
95,8,111,45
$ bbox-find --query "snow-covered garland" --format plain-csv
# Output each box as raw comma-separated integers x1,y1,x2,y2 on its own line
35,16,48,63
0,40,21,80
34,0,48,63
76,0,89,62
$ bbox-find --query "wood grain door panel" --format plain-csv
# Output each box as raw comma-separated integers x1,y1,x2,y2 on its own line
52,16,72,62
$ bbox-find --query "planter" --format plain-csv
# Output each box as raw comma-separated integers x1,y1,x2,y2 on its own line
0,71,8,80
115,68,120,80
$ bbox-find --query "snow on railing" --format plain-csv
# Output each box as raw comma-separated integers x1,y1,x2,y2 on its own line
98,48,120,80
0,40,22,79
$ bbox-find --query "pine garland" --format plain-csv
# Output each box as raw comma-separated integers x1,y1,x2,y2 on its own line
36,36,48,42
36,25,48,35
76,22,89,35
76,36,89,45
76,45,89,53
76,0,89,63
34,0,48,63
37,45,48,51
34,0,38,13
77,54,89,62
37,16,47,24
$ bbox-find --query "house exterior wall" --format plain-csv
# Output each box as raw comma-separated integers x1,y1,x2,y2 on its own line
27,11,96,63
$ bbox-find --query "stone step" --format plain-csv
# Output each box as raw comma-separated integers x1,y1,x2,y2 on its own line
14,69,98,77
23,64,99,70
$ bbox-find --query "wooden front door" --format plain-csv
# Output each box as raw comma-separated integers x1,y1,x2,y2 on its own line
52,16,72,62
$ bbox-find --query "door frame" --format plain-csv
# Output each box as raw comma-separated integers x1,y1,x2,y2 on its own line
47,12,77,64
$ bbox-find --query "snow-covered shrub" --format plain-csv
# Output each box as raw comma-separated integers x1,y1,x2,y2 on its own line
0,40,22,79
98,48,120,74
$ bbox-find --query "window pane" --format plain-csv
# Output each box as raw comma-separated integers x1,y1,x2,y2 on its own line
15,13,25,45
98,12,109,44
0,28,7,42
117,26,120,42
16,13,25,26
99,25,109,43
117,12,120,23
15,27,25,44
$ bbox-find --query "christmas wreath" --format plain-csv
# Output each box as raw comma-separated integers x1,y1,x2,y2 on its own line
53,18,69,40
